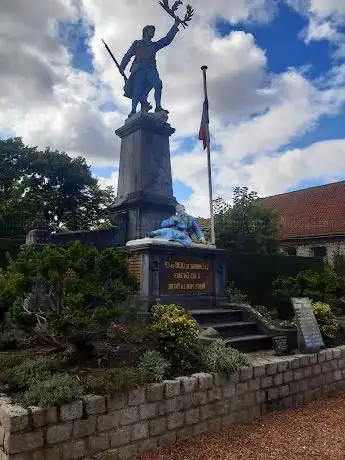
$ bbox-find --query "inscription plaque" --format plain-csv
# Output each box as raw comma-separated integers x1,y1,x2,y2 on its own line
160,256,214,295
291,297,325,352
272,335,290,356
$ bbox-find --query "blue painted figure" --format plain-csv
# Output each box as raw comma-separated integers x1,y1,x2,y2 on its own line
148,204,206,247
120,18,180,116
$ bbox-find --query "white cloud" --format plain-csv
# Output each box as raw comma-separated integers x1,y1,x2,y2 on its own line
1,0,345,218
0,0,120,165
288,0,345,56
97,170,119,193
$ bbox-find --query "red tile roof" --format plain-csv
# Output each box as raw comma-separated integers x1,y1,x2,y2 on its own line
260,181,345,240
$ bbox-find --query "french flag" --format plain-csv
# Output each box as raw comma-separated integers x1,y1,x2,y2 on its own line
198,97,209,150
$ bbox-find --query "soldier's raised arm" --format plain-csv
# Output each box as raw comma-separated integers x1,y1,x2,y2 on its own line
154,19,179,51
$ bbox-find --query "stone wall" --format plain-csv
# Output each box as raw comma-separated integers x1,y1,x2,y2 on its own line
26,221,127,250
2,347,345,459
280,239,345,265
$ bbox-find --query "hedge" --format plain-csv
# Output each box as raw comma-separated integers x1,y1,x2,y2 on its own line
0,239,24,269
227,253,324,307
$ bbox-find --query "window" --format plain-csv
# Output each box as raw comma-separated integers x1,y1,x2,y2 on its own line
312,246,327,258
284,247,297,256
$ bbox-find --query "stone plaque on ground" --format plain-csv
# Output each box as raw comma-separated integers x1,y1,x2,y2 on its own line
272,335,290,356
291,297,325,352
160,256,214,295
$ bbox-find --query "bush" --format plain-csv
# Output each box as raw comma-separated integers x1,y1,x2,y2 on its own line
85,367,148,395
21,373,82,408
201,340,249,375
0,328,39,351
0,353,26,372
151,304,199,372
11,357,53,389
108,324,152,345
312,302,339,341
254,305,277,323
272,266,345,319
0,242,138,347
226,252,324,308
228,282,248,304
139,350,170,383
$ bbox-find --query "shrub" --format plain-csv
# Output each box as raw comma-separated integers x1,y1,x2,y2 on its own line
11,357,53,389
0,328,37,351
151,304,199,372
201,340,249,375
85,367,148,395
139,350,170,383
21,373,82,408
312,302,339,340
0,353,26,372
254,305,277,323
108,324,152,345
272,266,345,319
0,353,27,391
228,282,248,304
0,242,138,348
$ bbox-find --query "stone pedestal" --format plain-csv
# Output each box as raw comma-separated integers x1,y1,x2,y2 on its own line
113,112,177,242
126,239,227,312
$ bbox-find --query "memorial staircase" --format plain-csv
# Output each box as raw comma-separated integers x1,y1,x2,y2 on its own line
190,302,273,352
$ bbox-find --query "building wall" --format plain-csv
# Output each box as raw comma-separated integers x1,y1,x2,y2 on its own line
2,347,345,459
281,238,345,265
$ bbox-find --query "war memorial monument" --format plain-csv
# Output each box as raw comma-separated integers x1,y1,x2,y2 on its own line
106,0,227,310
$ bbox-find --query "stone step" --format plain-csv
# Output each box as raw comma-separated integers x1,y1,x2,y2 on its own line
224,334,272,353
203,321,258,338
191,309,243,324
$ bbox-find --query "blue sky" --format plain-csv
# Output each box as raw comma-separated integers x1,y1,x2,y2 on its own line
1,0,345,216
62,2,345,203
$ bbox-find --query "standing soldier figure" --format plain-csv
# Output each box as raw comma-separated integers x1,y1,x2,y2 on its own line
120,18,180,117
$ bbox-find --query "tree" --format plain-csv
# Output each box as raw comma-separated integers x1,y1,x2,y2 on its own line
0,138,115,239
1,242,138,350
214,187,279,254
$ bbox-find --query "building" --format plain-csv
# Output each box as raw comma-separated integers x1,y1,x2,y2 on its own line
260,181,345,263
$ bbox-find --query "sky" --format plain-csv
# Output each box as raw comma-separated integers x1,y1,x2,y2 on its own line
1,0,345,217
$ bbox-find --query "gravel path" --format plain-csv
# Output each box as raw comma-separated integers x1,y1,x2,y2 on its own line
136,392,345,460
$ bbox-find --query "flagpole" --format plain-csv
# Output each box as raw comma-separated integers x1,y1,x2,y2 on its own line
201,65,216,245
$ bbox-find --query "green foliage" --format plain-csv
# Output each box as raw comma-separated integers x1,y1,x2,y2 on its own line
254,305,277,324
332,249,345,276
139,350,170,383
151,304,199,372
0,137,115,239
214,187,279,255
108,324,152,345
312,302,339,340
10,357,53,389
0,239,24,270
21,374,82,408
1,241,138,345
228,281,248,304
0,353,26,373
85,367,148,395
272,266,345,319
201,340,249,375
226,253,324,312
0,327,38,351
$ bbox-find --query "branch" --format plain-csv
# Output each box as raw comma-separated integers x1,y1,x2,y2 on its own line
159,0,194,28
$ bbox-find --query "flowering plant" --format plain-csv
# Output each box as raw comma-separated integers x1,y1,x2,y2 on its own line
312,302,339,340
151,304,199,371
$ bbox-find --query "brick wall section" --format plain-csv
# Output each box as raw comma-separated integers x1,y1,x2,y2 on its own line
128,255,142,283
2,347,345,459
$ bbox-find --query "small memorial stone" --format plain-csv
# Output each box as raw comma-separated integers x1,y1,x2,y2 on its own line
291,297,325,353
272,335,290,356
